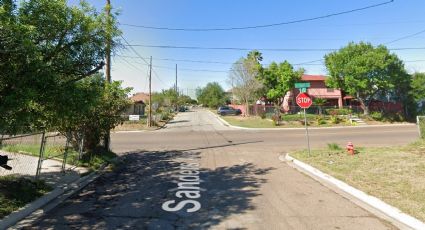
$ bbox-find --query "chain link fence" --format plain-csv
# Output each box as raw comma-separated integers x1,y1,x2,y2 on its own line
0,131,86,185
418,116,425,139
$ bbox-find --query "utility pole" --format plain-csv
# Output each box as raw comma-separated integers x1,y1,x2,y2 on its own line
104,0,111,150
148,56,152,127
105,0,111,83
175,64,178,111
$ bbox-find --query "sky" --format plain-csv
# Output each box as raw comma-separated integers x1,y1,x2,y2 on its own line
70,0,425,98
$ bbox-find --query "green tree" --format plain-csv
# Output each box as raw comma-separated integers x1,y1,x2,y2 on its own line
0,0,120,133
313,98,327,115
411,72,425,114
229,50,264,116
258,61,303,118
196,82,227,108
324,42,408,115
53,75,131,151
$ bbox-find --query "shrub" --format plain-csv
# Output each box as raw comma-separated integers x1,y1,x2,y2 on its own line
258,111,266,119
330,116,340,124
316,116,326,125
419,116,425,139
271,114,281,126
327,143,342,151
325,108,352,116
370,111,383,121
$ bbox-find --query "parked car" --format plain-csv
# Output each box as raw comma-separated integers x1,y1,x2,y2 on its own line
217,106,241,116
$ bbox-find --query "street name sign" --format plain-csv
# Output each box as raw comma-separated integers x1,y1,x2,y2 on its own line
296,93,312,109
295,82,311,89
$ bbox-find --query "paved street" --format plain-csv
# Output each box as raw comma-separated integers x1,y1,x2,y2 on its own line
31,109,418,229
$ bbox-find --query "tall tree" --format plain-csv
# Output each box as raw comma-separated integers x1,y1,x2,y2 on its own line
229,50,263,116
258,61,303,117
196,82,227,108
0,0,121,133
411,72,425,114
324,42,408,115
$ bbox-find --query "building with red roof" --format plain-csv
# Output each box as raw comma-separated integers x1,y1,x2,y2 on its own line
282,74,344,111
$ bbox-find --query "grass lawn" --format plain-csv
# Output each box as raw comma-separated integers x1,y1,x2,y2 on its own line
0,176,51,219
1,143,117,171
221,116,276,128
221,114,355,128
291,140,425,222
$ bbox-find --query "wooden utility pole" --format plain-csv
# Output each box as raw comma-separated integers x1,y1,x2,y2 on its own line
148,56,152,127
105,0,111,83
175,64,178,111
104,0,111,150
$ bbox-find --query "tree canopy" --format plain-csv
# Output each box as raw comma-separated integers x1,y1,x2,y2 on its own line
411,72,425,114
0,0,121,135
324,42,408,115
259,61,303,105
229,50,263,116
196,82,227,108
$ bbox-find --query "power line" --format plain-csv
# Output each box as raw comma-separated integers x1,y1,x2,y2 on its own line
124,44,337,52
119,0,394,31
385,28,425,45
123,44,425,52
120,35,169,88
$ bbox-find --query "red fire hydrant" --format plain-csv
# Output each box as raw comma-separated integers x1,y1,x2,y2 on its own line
346,142,355,155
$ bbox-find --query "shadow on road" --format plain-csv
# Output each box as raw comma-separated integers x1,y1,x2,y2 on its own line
31,150,275,229
167,120,189,124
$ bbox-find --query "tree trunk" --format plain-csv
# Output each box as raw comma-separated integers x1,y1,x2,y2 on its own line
358,98,369,115
245,99,250,116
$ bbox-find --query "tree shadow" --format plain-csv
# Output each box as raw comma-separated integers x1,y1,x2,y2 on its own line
29,150,275,229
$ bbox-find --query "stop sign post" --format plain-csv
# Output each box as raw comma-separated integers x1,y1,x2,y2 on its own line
296,92,312,156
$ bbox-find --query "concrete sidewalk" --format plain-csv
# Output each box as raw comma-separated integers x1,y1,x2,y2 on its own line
0,150,88,186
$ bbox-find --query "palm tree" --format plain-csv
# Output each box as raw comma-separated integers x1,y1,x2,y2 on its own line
314,98,327,115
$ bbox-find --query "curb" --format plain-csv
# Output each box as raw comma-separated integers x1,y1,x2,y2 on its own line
0,164,108,229
283,154,425,230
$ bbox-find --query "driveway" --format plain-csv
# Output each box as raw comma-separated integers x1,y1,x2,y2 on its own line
31,109,418,229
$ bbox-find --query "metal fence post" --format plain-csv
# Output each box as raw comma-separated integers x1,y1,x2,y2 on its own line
35,131,46,178
61,136,70,173
79,133,84,160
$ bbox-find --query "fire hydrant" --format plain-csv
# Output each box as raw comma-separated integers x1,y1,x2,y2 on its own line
346,142,355,155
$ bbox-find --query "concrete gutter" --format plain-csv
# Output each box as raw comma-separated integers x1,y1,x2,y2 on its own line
209,110,416,131
283,154,425,230
0,164,108,229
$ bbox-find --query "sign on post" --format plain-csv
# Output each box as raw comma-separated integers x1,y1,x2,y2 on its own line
129,115,140,121
296,93,313,109
296,92,312,156
295,82,311,89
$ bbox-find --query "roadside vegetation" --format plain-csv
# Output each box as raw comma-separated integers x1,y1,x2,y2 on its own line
199,44,425,126
0,143,117,171
291,140,425,222
0,176,52,219
115,88,196,131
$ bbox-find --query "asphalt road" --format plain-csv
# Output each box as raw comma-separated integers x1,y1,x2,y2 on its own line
31,109,419,229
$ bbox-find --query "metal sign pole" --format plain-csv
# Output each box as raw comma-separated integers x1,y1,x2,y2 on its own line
304,108,311,157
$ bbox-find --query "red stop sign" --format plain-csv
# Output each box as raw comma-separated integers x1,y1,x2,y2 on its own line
296,93,312,108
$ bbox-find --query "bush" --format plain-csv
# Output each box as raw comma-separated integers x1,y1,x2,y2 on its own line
330,116,340,124
325,108,352,116
327,143,342,151
271,114,281,126
258,111,266,119
370,111,383,121
419,116,425,139
316,116,327,125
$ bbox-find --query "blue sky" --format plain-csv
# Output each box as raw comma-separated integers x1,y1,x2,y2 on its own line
70,0,425,97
